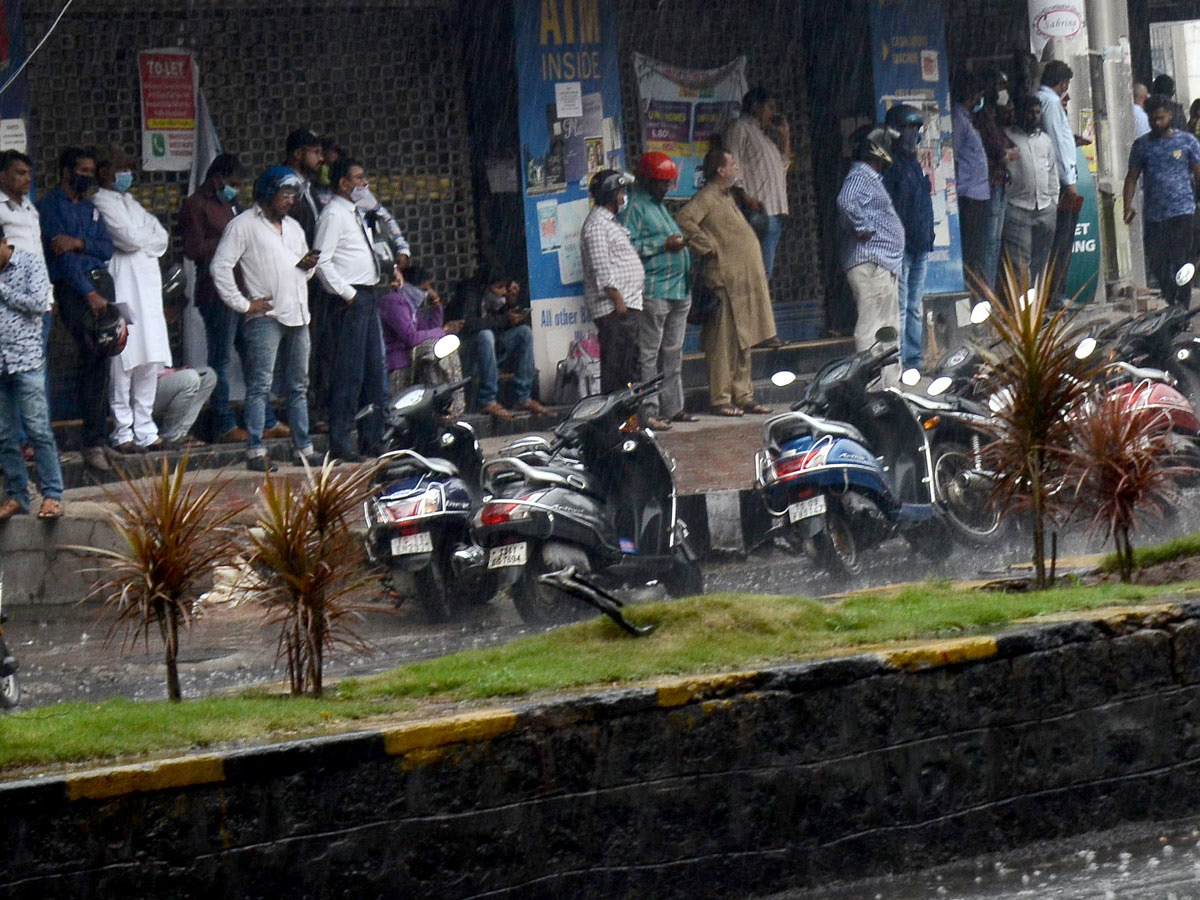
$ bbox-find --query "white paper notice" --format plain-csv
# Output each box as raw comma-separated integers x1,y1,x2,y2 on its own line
0,119,27,152
555,82,583,118
555,198,590,285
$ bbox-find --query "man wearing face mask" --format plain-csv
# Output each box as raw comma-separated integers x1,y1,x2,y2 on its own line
314,157,387,462
974,71,1019,288
1002,95,1060,284
952,73,992,281
38,146,115,472
92,147,170,453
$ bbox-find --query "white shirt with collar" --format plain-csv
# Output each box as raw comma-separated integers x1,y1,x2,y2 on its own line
210,204,313,326
313,194,379,302
0,192,52,306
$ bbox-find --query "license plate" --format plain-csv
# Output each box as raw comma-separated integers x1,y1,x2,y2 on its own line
787,494,827,523
391,532,433,556
488,542,528,569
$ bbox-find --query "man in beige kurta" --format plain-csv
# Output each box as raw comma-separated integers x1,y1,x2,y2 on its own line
676,148,777,416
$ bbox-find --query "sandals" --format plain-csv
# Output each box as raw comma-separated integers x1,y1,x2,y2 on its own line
480,402,515,420
712,406,744,417
513,399,552,416
37,497,62,519
644,416,674,431
743,403,773,415
0,498,21,521
671,411,701,423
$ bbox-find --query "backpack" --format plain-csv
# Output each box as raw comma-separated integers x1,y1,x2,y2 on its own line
552,333,602,406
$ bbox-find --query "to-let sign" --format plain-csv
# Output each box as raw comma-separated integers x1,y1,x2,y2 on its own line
138,48,197,172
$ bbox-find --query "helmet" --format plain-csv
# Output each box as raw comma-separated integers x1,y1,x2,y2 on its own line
85,304,128,358
884,104,924,130
637,151,678,182
254,165,303,203
855,125,898,168
588,168,635,206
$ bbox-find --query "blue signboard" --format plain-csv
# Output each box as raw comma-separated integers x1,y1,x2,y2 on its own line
869,0,963,294
513,0,625,393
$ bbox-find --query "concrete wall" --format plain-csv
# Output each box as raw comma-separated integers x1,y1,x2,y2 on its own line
5,603,1200,898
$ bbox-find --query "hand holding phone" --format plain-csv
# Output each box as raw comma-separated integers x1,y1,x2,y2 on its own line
297,249,320,271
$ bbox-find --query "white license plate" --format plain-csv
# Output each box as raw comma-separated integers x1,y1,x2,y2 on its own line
787,494,827,523
488,542,528,569
391,532,433,556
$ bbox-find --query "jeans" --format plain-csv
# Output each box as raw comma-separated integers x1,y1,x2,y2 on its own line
153,367,217,443
0,366,63,509
761,214,785,279
328,289,386,457
241,317,311,456
469,324,535,407
897,250,929,369
16,312,51,445
980,185,1007,288
638,297,691,418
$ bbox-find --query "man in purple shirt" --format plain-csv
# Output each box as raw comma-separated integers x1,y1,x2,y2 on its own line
952,73,991,282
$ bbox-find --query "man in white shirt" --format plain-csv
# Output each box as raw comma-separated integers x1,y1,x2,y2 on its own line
1133,83,1151,138
1002,95,1060,283
314,157,386,462
211,166,320,471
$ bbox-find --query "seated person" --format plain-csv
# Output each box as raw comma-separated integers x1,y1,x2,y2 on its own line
447,271,549,419
378,265,464,415
154,365,217,449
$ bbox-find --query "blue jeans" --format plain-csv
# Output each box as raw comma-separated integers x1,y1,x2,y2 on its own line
241,317,310,456
200,300,277,435
469,325,534,407
328,289,385,458
761,214,784,279
0,365,63,508
897,250,929,369
981,185,1007,289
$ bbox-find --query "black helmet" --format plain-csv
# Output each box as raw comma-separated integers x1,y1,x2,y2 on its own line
85,303,128,357
855,125,898,168
884,104,924,130
588,168,634,206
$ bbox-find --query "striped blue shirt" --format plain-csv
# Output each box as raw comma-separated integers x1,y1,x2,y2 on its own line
837,162,905,275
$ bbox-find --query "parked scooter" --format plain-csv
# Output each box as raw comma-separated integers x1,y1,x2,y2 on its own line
362,334,496,622
471,376,702,631
0,568,19,709
755,328,955,575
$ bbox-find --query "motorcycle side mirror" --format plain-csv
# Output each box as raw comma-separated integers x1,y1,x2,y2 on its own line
969,301,992,325
874,326,898,344
900,367,921,386
771,370,796,387
1074,337,1097,360
433,333,460,359
927,375,953,396
1178,263,1196,286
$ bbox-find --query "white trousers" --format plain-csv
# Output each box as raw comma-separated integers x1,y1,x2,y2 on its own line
109,360,163,446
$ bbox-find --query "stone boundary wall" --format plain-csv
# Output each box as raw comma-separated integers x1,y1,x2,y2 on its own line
4,603,1200,898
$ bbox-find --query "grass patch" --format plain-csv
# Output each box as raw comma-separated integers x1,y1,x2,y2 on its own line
4,574,1197,777
1099,530,1200,573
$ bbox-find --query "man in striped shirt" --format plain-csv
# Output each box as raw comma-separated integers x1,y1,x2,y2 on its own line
619,152,693,429
837,126,905,354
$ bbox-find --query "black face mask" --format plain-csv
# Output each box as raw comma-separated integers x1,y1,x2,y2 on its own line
71,174,94,195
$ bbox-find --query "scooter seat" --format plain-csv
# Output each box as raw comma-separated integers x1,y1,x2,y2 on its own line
381,455,459,479
763,411,868,453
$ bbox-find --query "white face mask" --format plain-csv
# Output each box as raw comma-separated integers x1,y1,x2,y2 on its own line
617,194,629,214
997,89,1010,106
350,183,370,205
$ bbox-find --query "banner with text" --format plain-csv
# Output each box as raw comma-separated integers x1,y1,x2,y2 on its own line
632,53,747,198
870,0,963,294
138,48,198,172
514,0,624,394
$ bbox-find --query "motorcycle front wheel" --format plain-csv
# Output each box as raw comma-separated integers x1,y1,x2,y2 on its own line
932,441,1003,545
512,541,591,626
0,672,19,709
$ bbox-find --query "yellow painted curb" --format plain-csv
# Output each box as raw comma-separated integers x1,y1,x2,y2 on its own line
880,636,998,672
382,709,520,756
66,755,225,802
655,671,759,708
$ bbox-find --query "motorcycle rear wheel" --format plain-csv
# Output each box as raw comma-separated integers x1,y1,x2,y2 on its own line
0,673,19,709
932,441,1003,545
811,505,861,577
411,561,454,624
512,542,591,626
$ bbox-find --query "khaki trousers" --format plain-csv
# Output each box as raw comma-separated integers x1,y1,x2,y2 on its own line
846,262,900,353
701,294,753,408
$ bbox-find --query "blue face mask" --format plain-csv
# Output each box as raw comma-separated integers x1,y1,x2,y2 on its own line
113,171,134,193
972,98,985,114
219,183,238,203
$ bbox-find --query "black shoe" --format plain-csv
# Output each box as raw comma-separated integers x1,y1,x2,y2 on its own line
331,452,365,464
246,456,278,473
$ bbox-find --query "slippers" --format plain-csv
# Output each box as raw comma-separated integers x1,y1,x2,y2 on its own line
645,416,674,431
671,411,701,423
37,497,62,519
712,406,744,417
480,402,516,420
743,403,773,415
0,498,21,521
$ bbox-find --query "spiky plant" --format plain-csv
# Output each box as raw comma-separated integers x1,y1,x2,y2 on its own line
976,263,1098,588
71,456,246,702
248,458,378,697
1065,388,1191,582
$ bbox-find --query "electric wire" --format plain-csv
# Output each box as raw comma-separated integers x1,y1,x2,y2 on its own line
0,0,76,99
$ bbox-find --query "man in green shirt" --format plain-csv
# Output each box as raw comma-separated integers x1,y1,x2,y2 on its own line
619,152,694,429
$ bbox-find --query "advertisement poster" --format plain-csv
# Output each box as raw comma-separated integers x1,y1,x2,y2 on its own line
1028,0,1086,57
871,0,962,294
138,48,198,172
514,0,624,394
633,53,747,198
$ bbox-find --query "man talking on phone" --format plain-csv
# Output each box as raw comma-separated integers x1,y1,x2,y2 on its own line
210,166,318,472
720,87,793,280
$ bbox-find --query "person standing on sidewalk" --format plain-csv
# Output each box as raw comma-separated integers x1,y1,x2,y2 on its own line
210,166,319,472
1002,95,1059,284
975,71,1018,288
581,169,644,394
314,157,387,463
882,104,934,371
1123,94,1200,308
952,73,991,280
38,147,115,473
0,226,63,520
620,152,694,429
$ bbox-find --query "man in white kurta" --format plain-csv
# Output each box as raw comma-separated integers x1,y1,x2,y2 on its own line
92,149,170,451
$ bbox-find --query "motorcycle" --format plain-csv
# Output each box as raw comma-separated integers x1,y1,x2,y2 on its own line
754,327,957,576
0,567,19,709
362,335,497,622
471,376,702,631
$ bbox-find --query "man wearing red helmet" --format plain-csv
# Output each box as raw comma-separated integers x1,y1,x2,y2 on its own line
618,152,695,429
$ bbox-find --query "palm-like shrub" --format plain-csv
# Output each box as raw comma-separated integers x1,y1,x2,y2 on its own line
74,457,245,702
248,459,378,697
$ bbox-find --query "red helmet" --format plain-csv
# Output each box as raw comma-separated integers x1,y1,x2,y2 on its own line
637,152,678,182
